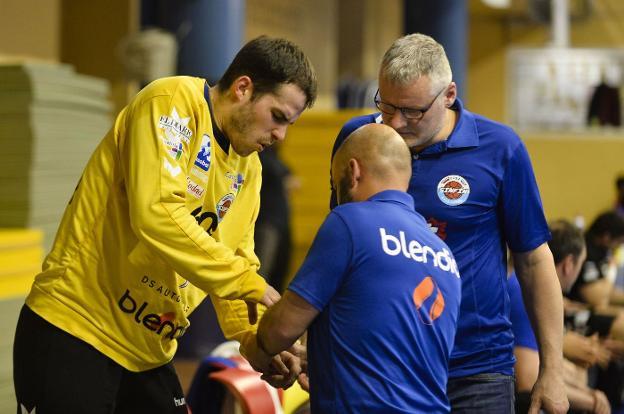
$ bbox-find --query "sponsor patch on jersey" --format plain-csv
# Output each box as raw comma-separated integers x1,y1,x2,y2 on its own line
427,217,448,240
191,167,208,183
186,177,205,199
158,107,192,143
216,193,235,222
161,135,184,161
413,276,446,324
169,141,183,160
164,158,181,177
225,172,245,194
437,175,470,206
194,134,212,172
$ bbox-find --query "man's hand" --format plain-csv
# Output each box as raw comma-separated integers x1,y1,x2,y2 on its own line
290,342,310,392
529,369,569,414
240,334,301,389
260,351,302,389
592,390,611,414
246,285,281,324
564,332,602,368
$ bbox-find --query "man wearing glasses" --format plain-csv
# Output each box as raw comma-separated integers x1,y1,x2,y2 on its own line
329,33,568,413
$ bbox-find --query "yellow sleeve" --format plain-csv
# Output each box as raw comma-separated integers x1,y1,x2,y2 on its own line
211,168,264,342
210,295,266,343
121,78,267,302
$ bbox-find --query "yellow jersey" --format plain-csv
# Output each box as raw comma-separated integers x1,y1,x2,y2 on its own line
26,76,267,371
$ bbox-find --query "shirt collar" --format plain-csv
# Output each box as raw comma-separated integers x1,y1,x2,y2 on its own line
204,82,230,154
419,97,479,155
367,190,414,210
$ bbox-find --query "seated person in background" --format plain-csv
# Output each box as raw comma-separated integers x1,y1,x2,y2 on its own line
568,212,624,345
511,219,611,414
569,212,624,309
253,124,462,413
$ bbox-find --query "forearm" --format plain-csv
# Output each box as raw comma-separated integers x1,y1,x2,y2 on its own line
514,246,565,371
257,303,302,355
565,384,595,412
257,291,318,356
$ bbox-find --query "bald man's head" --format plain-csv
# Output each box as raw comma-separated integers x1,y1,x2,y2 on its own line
332,124,412,205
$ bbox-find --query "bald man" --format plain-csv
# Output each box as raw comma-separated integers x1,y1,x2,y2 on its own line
256,124,462,413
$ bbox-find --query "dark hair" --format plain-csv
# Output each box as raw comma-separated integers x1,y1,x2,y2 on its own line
586,211,624,239
548,219,585,265
217,36,317,108
617,175,624,190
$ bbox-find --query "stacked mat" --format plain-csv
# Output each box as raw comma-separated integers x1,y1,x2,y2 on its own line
0,62,113,249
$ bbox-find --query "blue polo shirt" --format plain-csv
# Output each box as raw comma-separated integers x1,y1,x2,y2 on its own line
508,273,538,351
330,99,550,378
290,190,461,413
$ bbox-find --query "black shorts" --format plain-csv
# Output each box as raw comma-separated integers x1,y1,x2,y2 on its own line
13,305,188,414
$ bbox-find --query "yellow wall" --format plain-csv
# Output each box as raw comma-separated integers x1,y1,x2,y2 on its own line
0,0,60,61
525,131,624,224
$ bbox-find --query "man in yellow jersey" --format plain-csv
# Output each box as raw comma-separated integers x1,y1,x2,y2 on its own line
13,36,317,414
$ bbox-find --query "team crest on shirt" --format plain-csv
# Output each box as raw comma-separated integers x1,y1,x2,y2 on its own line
158,107,193,143
437,175,470,206
194,134,212,172
216,193,235,222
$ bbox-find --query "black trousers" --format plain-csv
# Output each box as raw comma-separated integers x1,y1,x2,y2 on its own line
13,305,188,414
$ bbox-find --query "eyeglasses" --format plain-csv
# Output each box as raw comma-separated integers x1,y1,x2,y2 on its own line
374,85,447,120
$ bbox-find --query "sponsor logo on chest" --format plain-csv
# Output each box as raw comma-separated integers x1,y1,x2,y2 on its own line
186,177,205,199
194,134,212,172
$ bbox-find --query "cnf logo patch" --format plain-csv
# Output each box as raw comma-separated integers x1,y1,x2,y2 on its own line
437,175,470,206
413,276,445,324
216,193,235,222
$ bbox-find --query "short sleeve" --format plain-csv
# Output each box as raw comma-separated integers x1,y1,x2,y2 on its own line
500,141,550,253
288,212,352,311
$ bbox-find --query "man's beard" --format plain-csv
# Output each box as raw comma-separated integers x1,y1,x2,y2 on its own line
337,173,354,205
229,103,254,148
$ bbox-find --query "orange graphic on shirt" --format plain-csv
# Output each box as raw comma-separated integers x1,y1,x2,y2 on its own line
413,276,445,324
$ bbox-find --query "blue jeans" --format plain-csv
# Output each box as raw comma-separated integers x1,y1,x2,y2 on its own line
447,373,515,413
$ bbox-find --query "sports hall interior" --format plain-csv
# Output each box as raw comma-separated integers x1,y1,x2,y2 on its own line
1,0,624,411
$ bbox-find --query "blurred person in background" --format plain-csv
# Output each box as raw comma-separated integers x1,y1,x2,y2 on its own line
566,211,624,408
511,219,612,414
568,212,624,311
329,33,567,413
615,176,624,217
13,35,316,414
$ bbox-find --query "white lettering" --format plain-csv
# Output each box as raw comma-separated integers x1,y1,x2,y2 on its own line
380,228,401,256
379,227,460,278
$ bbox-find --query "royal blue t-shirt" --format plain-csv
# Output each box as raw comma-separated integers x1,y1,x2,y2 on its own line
508,272,538,351
290,190,462,413
329,99,550,378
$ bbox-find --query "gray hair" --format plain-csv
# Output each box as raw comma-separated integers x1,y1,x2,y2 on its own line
379,33,452,93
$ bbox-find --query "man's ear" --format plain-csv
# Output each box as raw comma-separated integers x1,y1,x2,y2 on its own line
561,254,574,278
444,81,458,108
348,158,361,188
231,75,253,102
